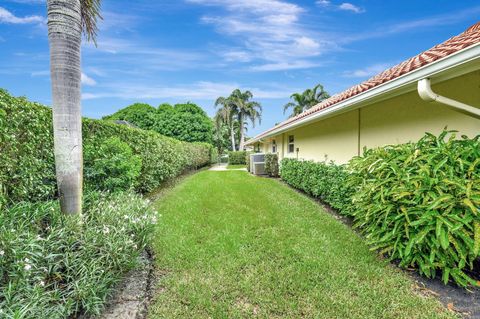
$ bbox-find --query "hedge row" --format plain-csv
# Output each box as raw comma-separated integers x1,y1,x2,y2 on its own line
228,151,247,165
0,89,215,206
280,158,353,212
279,131,480,287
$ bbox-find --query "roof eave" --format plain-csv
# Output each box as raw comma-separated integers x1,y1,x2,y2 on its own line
245,43,480,145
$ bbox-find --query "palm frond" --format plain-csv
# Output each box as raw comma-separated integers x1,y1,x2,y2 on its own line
81,0,103,45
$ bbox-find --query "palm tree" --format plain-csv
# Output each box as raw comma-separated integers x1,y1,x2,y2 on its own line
229,89,262,151
214,96,237,151
47,0,102,214
283,84,330,118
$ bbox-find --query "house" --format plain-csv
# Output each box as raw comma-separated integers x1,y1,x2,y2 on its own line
245,22,480,164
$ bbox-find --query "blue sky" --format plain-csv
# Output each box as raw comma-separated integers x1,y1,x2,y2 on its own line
1,0,479,136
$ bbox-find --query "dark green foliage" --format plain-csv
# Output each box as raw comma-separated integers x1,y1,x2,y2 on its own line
84,137,142,192
228,151,247,165
103,103,157,130
0,89,213,203
246,152,251,172
0,89,56,205
0,191,157,318
104,102,214,144
280,158,354,212
154,102,214,144
265,153,279,177
347,131,480,287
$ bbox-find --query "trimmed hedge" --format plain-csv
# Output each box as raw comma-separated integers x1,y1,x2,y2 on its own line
0,89,215,204
265,153,279,177
228,151,247,165
348,131,480,287
280,158,353,212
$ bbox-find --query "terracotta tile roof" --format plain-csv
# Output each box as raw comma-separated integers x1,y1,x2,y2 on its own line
251,21,480,142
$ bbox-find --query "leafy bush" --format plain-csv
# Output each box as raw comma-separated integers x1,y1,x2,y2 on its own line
102,103,157,130
280,158,354,213
347,131,480,287
246,152,251,172
0,89,56,204
0,192,157,318
265,153,279,177
228,151,247,165
84,137,142,192
0,89,213,203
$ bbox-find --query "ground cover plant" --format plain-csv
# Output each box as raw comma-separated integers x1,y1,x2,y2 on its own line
348,131,480,287
0,192,157,318
149,170,455,319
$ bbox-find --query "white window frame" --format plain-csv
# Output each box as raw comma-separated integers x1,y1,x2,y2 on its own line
288,135,295,153
272,139,277,153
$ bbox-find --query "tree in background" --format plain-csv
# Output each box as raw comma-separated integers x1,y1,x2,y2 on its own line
104,102,213,144
214,95,238,151
47,0,102,214
283,84,330,118
229,89,262,151
103,103,157,130
154,103,213,144
213,112,231,155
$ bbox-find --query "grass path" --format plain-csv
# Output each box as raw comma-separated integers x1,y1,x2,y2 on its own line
149,171,456,319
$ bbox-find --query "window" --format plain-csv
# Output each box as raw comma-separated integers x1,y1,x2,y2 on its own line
272,139,277,153
288,135,295,153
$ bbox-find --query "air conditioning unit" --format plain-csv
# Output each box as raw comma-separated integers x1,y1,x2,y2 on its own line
250,153,266,175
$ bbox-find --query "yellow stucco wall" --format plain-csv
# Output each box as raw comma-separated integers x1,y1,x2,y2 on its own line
259,70,480,164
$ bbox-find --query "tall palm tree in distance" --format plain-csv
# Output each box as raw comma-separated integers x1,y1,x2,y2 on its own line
47,0,102,214
283,84,330,118
230,89,262,151
214,96,237,151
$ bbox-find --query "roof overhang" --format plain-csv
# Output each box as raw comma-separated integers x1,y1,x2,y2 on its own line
246,43,480,145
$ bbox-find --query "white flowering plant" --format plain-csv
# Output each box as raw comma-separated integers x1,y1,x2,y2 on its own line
0,191,158,318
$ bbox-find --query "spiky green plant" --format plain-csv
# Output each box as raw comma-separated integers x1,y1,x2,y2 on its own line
347,130,480,287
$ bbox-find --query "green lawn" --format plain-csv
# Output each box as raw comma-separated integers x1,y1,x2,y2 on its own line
149,171,456,319
227,164,246,169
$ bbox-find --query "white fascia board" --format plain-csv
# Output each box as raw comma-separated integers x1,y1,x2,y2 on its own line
246,43,480,145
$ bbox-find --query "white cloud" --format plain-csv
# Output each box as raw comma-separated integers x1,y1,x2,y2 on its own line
316,1,365,14
81,73,97,86
338,3,364,13
189,0,335,71
250,61,321,72
82,81,292,100
0,7,44,24
342,63,392,78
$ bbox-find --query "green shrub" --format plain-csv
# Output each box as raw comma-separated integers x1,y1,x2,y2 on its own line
265,153,279,177
0,89,212,203
347,131,480,287
84,137,142,192
246,152,251,172
0,191,157,318
228,151,247,165
0,90,56,204
280,158,354,213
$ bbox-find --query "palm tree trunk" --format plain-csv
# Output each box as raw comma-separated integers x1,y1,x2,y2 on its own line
47,0,83,215
239,113,245,151
230,125,236,151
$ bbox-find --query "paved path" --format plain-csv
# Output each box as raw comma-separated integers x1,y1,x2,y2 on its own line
209,164,247,171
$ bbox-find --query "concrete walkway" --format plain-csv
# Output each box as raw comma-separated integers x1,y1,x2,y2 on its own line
209,163,247,171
